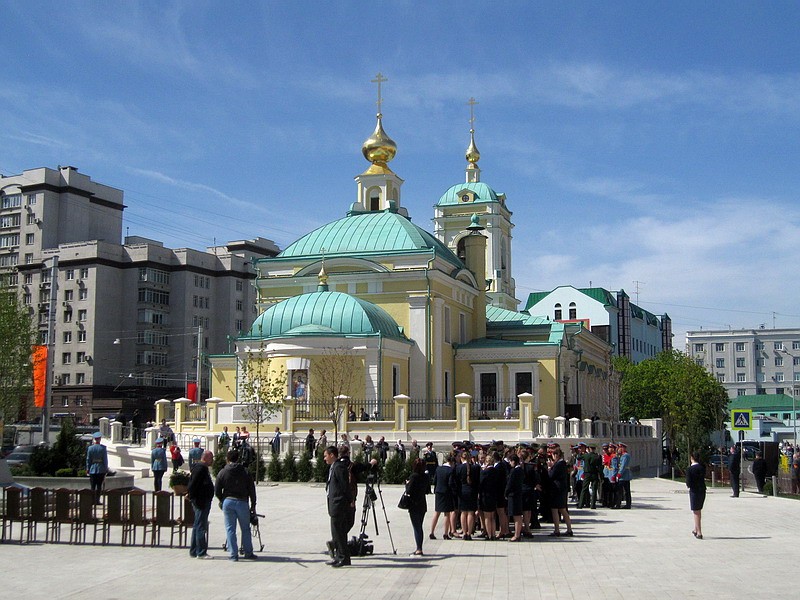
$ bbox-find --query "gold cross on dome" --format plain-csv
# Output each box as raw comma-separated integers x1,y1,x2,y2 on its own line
371,72,388,115
467,97,478,130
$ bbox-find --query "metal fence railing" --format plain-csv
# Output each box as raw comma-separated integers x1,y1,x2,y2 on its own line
409,398,455,420
293,398,395,422
470,397,519,420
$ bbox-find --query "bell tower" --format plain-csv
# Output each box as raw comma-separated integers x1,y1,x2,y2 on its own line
433,98,517,310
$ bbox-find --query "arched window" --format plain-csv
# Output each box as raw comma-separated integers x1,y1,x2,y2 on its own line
456,238,466,261
554,303,562,321
569,302,577,320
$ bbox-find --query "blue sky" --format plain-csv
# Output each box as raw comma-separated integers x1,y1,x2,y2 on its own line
3,2,800,344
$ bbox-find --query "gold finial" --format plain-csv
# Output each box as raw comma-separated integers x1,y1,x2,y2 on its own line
466,97,481,165
318,249,329,290
362,72,397,171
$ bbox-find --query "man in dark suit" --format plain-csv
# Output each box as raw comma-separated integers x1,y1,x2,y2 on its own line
728,446,741,497
188,450,214,558
324,446,352,567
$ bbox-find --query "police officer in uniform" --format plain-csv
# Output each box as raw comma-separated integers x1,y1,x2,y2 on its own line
86,431,108,504
423,442,438,488
188,437,204,469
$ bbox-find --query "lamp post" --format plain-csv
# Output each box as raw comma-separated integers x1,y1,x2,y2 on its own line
793,384,799,447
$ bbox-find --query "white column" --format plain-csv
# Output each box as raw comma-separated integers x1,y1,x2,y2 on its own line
407,295,429,400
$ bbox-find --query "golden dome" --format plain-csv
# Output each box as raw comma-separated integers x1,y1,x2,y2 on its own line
466,128,480,164
362,113,397,167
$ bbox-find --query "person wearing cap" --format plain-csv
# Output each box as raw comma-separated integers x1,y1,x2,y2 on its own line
601,443,615,507
86,431,108,504
188,437,204,469
579,444,601,510
422,442,438,488
151,437,168,492
615,443,632,509
188,450,215,558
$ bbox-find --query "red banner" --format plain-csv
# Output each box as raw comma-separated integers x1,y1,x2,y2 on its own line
32,345,48,408
186,382,198,403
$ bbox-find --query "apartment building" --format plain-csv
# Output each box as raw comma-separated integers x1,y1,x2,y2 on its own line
1,166,279,423
686,328,800,400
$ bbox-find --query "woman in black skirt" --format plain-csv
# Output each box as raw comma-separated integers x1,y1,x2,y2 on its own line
505,454,524,541
429,452,456,539
686,451,706,540
547,447,574,537
455,451,479,539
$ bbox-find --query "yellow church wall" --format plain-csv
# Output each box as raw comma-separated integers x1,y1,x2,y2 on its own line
210,363,237,402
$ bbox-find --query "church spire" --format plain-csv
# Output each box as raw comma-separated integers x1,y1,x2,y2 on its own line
465,97,481,183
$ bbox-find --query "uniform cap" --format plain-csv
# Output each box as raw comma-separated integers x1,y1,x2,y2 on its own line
155,437,164,444
193,437,201,443
92,431,102,439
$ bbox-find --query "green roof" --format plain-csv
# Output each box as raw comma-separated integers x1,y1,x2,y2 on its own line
278,210,463,269
245,290,406,341
727,394,796,411
486,305,551,327
435,181,505,207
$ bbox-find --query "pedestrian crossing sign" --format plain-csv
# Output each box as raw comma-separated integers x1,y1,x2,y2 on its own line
731,409,752,431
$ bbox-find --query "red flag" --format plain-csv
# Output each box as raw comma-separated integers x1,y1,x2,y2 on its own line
186,382,198,403
32,345,48,408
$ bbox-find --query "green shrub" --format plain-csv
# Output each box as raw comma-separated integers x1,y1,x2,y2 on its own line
211,449,227,477
282,450,298,482
29,418,86,476
763,480,773,496
267,454,283,482
55,468,76,477
297,451,313,482
313,453,330,483
381,451,410,484
247,454,267,483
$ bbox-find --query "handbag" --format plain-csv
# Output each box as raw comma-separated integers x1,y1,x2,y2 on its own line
398,491,411,510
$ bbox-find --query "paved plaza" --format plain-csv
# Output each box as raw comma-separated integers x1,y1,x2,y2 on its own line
2,477,795,599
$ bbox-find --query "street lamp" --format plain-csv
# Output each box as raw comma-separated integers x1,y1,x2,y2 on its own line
793,384,799,447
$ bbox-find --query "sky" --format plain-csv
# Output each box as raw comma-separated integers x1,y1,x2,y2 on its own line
3,1,800,346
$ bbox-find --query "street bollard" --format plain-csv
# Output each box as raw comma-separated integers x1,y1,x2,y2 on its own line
671,467,675,481
711,471,716,488
772,475,778,497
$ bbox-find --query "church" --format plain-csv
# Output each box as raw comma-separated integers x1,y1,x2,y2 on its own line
208,84,617,428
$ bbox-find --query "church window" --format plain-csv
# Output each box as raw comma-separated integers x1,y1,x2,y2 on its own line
459,313,467,344
569,302,577,320
444,306,451,343
554,303,562,321
392,365,400,397
479,373,497,413
370,195,380,211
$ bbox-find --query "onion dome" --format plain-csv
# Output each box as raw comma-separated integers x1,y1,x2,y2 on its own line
361,113,397,171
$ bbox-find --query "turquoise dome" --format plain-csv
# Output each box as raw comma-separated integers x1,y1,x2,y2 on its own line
436,181,504,206
247,290,405,340
278,210,463,269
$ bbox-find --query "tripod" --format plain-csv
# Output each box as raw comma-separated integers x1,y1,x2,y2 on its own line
355,475,396,555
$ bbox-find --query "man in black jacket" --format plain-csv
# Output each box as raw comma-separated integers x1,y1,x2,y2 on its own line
728,446,741,498
188,450,214,558
324,446,352,567
752,451,767,494
215,448,257,561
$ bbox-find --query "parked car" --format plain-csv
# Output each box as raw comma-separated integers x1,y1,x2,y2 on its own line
4,445,36,467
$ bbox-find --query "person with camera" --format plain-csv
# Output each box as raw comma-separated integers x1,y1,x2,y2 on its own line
324,445,378,567
215,448,258,561
405,458,429,556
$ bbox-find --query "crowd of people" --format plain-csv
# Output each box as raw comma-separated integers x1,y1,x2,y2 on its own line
409,440,634,554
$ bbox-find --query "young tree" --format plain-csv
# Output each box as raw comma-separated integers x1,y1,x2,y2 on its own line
617,350,728,461
0,281,36,439
239,345,287,483
312,347,358,443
